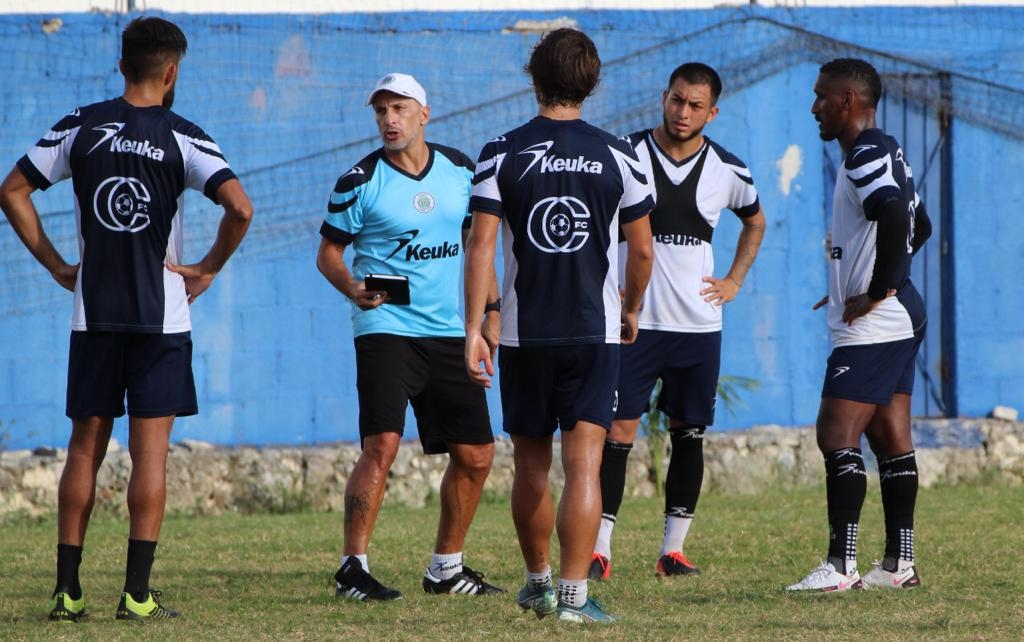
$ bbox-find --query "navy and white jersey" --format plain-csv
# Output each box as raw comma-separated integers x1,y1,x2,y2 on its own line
320,144,473,339
620,131,760,333
468,115,647,346
17,97,236,333
829,128,925,347
470,116,653,347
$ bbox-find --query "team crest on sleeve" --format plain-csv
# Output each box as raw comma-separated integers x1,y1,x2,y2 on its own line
93,176,151,233
413,191,435,213
527,196,591,253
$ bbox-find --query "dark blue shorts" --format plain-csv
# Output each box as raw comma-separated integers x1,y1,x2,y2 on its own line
354,334,493,455
821,324,926,405
66,330,197,419
616,330,721,425
498,343,620,436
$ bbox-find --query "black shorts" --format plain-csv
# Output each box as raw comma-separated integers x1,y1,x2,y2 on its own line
498,343,619,436
821,324,925,405
354,334,493,455
66,330,198,419
616,330,721,426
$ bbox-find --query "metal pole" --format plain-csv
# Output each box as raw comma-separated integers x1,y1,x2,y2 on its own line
939,72,958,417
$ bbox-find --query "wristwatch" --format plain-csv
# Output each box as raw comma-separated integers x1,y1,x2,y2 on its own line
484,298,501,313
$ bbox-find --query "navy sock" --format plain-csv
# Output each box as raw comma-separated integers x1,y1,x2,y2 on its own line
599,440,633,519
824,448,866,574
54,543,83,599
665,426,705,518
879,450,918,563
124,539,157,603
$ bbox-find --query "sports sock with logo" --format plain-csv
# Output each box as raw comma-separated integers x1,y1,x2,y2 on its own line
824,448,866,575
123,539,157,603
596,440,632,559
54,543,83,600
429,552,463,581
526,567,552,589
556,578,587,608
878,450,918,565
662,426,705,554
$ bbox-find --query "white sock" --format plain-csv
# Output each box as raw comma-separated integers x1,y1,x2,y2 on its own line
660,515,694,556
556,578,587,608
526,567,552,589
341,554,369,574
428,552,463,581
594,517,615,559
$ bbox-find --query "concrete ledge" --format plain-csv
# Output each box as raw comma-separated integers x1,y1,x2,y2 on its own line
1,419,1020,520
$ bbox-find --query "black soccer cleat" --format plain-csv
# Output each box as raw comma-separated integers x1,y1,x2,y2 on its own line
422,565,506,595
335,557,402,602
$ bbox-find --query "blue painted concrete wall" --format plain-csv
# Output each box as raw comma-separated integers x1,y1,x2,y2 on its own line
1,7,1021,449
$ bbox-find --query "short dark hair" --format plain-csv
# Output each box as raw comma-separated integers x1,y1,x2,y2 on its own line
819,58,882,107
121,17,188,83
524,28,601,108
668,62,723,104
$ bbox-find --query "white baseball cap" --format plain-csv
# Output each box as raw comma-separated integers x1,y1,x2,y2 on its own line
366,73,428,107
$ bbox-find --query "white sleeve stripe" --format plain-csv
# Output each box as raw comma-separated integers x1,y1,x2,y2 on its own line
847,156,889,180
473,153,503,175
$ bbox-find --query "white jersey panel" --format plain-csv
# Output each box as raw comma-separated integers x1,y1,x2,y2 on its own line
827,130,918,347
622,133,759,333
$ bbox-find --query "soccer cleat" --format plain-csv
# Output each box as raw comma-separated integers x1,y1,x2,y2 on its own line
516,583,557,619
48,592,87,622
115,590,181,620
422,565,506,595
861,559,922,589
588,553,611,581
655,551,701,576
555,596,618,623
786,561,862,592
334,557,402,602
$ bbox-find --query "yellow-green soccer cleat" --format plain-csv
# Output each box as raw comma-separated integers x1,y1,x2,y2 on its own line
116,590,181,621
48,592,87,622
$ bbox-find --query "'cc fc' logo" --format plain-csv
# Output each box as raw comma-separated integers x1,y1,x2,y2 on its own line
527,196,591,253
93,176,152,233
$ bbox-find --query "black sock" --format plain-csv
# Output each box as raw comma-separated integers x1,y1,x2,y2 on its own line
599,440,633,519
124,539,157,603
664,426,705,517
824,448,866,574
879,450,918,564
54,544,83,599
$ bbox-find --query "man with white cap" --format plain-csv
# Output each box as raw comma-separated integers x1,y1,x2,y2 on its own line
316,73,504,601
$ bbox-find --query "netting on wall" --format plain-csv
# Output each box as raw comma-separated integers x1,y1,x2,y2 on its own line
1,11,1022,319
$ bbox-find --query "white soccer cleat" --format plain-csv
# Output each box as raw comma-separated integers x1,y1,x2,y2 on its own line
861,559,921,589
786,561,862,592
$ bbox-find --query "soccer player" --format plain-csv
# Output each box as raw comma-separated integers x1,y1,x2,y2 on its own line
464,28,654,623
589,62,766,581
0,17,253,621
317,73,503,602
787,58,931,592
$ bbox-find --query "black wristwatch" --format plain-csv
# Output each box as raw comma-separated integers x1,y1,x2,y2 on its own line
484,298,501,314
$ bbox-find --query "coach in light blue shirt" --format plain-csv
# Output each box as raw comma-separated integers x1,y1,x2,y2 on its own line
316,73,504,602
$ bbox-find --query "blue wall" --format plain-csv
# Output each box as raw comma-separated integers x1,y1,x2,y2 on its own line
1,7,1021,449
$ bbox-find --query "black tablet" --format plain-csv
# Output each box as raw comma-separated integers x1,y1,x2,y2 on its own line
364,273,410,305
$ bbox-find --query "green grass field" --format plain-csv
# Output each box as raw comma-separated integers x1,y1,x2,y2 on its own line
1,482,1021,641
